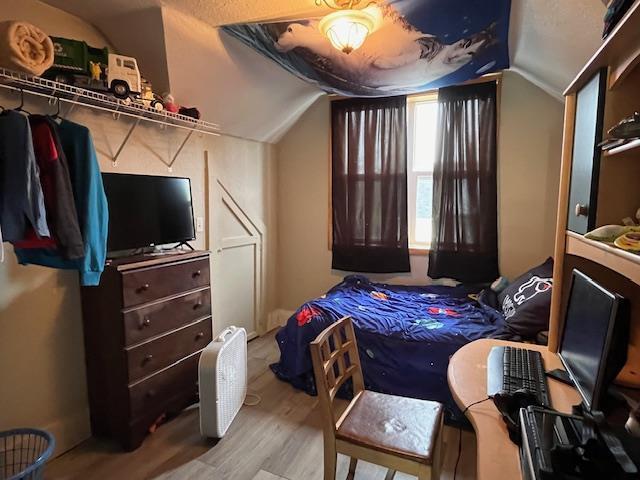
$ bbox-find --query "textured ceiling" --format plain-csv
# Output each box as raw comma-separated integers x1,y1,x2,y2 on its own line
42,0,328,26
41,0,607,138
509,0,605,98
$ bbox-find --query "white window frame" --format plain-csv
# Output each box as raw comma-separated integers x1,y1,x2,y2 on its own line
407,91,438,252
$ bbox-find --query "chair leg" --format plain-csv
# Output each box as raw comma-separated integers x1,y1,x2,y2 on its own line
431,418,444,480
346,457,358,480
323,438,337,480
384,469,396,480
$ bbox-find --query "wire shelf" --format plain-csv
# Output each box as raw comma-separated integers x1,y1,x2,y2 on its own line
0,67,220,136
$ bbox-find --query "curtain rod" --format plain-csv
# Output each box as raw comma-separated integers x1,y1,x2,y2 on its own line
327,72,503,102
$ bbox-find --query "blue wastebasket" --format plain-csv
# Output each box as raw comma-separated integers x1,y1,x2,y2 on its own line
1,429,55,480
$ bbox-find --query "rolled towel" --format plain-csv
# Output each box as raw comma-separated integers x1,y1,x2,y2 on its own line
0,21,54,76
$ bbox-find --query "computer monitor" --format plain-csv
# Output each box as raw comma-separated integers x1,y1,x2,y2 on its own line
558,269,629,413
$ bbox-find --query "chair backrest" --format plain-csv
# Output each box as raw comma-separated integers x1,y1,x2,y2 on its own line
310,316,365,434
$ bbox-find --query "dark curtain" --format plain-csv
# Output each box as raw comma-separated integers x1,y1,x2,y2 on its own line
428,82,499,283
331,96,410,273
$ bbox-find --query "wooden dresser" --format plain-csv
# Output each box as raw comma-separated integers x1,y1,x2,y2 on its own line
80,251,212,450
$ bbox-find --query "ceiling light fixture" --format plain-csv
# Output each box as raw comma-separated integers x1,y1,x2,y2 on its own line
316,0,378,54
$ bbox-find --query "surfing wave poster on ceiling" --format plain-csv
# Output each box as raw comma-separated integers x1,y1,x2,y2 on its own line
221,0,512,97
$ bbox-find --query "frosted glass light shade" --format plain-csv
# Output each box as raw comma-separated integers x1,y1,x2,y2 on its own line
319,10,375,54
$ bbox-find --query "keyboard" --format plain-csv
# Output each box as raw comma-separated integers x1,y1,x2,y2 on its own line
487,346,551,407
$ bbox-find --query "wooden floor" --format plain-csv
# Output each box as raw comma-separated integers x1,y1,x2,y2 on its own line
47,332,477,480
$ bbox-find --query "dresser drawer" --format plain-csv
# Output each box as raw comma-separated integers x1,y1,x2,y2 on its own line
126,318,212,383
123,288,211,346
129,352,200,419
122,258,210,307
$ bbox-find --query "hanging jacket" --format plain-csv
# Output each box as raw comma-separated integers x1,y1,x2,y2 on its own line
0,110,50,242
14,115,84,259
15,118,108,286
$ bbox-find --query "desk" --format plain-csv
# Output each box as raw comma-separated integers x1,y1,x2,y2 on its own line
448,339,581,480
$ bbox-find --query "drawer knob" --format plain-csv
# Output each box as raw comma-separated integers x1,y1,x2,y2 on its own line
193,270,202,278
146,389,156,398
195,332,205,340
142,354,154,364
138,283,150,293
193,301,203,310
139,317,151,329
575,203,589,217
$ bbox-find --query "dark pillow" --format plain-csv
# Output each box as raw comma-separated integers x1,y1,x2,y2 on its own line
497,258,554,338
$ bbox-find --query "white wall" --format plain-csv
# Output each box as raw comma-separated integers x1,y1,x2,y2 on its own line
158,5,321,144
0,0,278,456
275,71,564,311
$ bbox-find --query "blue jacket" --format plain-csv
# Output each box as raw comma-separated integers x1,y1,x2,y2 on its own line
16,119,108,286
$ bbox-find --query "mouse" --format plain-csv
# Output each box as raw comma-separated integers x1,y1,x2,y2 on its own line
492,389,539,444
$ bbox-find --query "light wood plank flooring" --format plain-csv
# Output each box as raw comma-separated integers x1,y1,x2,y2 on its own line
47,332,476,480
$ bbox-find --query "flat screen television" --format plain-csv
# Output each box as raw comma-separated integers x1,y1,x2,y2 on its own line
102,173,195,252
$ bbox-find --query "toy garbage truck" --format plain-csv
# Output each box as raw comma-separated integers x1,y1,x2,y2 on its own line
44,36,141,99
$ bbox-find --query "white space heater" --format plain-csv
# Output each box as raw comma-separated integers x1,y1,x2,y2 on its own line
198,326,247,438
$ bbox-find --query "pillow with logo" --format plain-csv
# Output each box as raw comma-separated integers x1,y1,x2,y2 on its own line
496,258,554,338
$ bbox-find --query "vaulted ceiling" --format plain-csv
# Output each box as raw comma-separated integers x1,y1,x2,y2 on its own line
42,0,606,141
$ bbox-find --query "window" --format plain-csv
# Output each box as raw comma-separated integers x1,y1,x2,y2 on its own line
123,59,136,70
407,93,438,250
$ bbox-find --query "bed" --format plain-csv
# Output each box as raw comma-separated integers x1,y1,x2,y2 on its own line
270,275,508,425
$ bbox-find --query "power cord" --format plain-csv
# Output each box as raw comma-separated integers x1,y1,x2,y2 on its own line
454,397,491,480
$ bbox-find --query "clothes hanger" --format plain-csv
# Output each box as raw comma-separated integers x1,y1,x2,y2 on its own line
50,96,63,122
14,89,32,115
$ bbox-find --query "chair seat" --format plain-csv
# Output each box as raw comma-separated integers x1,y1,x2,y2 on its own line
336,390,443,465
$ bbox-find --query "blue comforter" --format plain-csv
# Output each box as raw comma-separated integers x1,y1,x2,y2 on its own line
271,275,506,424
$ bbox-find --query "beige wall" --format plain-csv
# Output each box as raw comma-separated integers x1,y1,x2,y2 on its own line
498,71,564,279
276,71,564,311
0,0,277,456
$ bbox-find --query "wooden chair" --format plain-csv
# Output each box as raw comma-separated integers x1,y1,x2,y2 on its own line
310,316,444,480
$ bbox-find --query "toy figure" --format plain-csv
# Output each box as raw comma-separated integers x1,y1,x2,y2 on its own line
162,93,179,113
89,61,102,82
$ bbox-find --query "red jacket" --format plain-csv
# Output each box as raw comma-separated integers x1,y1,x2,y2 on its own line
14,116,84,259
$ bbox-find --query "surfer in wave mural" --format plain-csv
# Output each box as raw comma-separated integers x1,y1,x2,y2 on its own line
276,8,496,92
222,0,510,96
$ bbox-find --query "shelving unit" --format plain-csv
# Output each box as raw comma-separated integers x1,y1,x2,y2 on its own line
565,231,640,285
565,0,640,94
549,0,640,387
0,68,220,168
